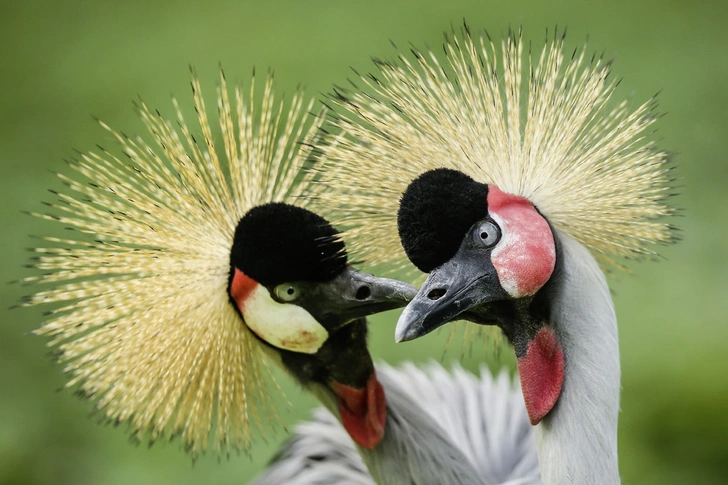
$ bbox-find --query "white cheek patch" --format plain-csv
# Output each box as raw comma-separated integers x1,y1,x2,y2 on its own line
241,285,329,354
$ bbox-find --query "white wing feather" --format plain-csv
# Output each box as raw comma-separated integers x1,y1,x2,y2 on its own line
249,362,541,485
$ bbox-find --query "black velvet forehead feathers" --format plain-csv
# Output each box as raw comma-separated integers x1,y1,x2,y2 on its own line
397,168,489,273
230,203,348,287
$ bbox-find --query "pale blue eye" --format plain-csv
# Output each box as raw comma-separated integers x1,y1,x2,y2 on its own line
473,221,500,247
274,284,300,302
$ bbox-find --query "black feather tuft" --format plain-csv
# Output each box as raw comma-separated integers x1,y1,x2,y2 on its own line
230,203,347,287
398,168,488,273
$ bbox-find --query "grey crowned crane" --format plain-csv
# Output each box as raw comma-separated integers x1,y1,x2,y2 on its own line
22,68,535,485
317,26,677,485
20,71,422,460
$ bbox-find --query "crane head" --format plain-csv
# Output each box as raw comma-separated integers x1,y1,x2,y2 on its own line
24,69,420,457
396,168,563,425
229,202,416,448
313,23,678,431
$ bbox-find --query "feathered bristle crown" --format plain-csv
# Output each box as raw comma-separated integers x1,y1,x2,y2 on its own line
21,69,326,457
316,25,677,275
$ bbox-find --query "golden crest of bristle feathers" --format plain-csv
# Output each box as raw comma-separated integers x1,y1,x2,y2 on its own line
22,70,326,457
316,26,677,274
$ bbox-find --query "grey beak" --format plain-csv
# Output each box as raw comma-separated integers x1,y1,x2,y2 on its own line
395,246,507,342
316,267,418,329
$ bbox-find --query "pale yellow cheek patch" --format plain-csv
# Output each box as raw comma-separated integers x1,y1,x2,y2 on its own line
241,285,328,354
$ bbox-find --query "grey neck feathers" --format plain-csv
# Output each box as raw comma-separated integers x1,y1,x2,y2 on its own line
537,231,621,484
310,371,486,485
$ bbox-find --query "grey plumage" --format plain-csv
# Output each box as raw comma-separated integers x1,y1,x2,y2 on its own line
247,409,372,485
250,362,541,485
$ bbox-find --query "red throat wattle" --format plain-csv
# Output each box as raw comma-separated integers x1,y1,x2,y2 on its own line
331,372,387,449
517,326,565,425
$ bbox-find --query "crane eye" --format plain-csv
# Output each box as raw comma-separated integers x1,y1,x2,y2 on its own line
473,220,500,247
274,284,300,302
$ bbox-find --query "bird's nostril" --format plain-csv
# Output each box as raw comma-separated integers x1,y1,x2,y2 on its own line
355,285,371,300
427,288,446,300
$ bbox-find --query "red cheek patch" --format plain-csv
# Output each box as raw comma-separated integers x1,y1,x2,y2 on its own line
487,186,555,298
517,326,565,425
230,268,258,310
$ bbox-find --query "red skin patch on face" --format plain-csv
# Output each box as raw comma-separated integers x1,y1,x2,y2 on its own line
517,326,565,425
230,268,258,310
332,371,387,449
487,185,556,298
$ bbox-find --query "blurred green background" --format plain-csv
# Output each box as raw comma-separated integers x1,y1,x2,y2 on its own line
2,1,727,484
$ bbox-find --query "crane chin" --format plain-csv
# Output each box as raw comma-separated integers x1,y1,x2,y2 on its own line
331,372,386,449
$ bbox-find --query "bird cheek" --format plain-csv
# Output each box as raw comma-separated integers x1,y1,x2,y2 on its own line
231,269,329,354
490,210,556,298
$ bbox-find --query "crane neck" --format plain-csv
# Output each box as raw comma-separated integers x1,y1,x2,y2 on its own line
309,370,485,485
535,231,621,484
